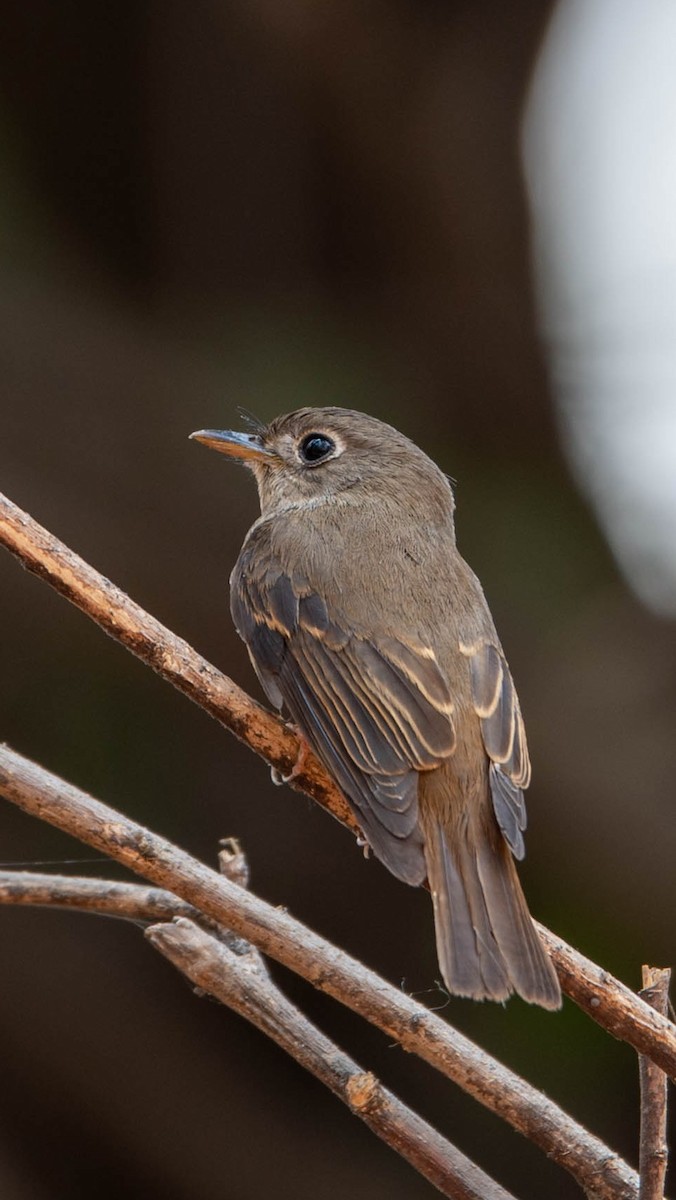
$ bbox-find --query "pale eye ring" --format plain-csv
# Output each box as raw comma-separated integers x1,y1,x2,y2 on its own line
299,433,335,465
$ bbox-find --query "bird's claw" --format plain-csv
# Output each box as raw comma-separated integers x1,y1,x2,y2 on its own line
270,732,310,786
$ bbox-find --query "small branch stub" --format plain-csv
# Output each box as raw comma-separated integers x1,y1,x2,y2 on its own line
346,1071,380,1113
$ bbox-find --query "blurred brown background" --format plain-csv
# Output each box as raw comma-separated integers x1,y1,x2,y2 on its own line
0,3,673,1198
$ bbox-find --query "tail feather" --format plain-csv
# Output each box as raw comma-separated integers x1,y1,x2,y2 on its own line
474,834,561,1008
424,817,561,1009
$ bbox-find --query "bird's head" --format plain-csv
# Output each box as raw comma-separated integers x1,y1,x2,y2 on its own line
190,406,455,521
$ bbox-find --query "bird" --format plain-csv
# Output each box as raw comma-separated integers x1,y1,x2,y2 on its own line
190,407,561,1009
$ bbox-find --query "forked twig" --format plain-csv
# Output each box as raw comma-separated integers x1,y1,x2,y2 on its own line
147,916,517,1200
0,863,518,1195
0,745,640,1200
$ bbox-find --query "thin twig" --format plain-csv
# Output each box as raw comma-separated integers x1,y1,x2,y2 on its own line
1,491,675,1082
147,917,517,1200
0,745,640,1200
638,966,671,1200
216,836,269,975
0,870,196,922
0,864,261,959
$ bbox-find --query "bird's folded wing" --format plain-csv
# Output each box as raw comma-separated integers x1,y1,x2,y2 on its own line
463,640,531,860
232,566,456,884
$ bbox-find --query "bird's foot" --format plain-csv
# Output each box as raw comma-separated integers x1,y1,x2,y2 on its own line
356,834,371,860
270,727,310,786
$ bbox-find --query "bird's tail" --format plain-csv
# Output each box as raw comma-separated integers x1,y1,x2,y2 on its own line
422,814,561,1009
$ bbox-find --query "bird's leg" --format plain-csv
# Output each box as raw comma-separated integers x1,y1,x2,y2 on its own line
270,726,311,786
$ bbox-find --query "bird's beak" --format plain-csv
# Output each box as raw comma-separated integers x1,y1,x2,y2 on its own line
189,429,275,464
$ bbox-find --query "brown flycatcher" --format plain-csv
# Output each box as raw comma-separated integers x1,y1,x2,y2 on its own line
191,408,561,1009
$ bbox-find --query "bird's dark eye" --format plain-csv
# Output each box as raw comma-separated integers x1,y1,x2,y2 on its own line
299,433,335,464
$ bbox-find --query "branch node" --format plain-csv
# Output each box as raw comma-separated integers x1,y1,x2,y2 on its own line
346,1071,381,1114
218,837,250,888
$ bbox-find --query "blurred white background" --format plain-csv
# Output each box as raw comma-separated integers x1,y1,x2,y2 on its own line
524,0,676,615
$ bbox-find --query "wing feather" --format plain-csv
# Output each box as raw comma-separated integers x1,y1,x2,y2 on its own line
464,641,530,859
231,554,454,883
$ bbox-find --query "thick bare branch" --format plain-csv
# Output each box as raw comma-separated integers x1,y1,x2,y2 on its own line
0,491,356,834
0,744,640,1200
1,491,675,1083
147,917,517,1200
638,966,671,1200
